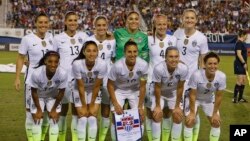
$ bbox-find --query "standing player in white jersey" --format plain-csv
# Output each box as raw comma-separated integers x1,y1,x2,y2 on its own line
14,13,54,141
150,47,188,141
28,51,67,141
144,14,177,141
173,8,209,141
53,11,88,141
184,52,226,141
108,41,148,141
72,41,107,141
85,15,116,141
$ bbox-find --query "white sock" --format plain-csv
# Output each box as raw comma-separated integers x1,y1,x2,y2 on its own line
71,115,78,141
152,121,161,141
32,119,43,141
58,116,67,137
111,124,116,141
99,117,110,140
210,127,220,141
25,111,34,141
88,116,97,141
171,123,182,141
49,119,59,141
77,117,87,141
145,117,152,141
41,112,49,141
141,124,144,135
184,126,193,141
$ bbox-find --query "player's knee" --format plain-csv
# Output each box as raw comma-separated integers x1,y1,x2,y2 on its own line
185,121,194,128
153,114,162,123
173,116,183,124
211,122,220,128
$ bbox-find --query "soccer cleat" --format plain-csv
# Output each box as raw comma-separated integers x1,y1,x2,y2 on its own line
238,98,248,103
232,98,237,103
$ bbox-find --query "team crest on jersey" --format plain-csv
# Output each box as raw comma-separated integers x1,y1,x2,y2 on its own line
168,41,172,46
93,71,99,76
129,71,134,78
206,82,212,88
98,44,103,50
87,72,92,78
107,44,111,50
192,40,197,47
138,37,142,43
41,40,47,47
78,38,83,44
55,80,60,84
184,38,189,45
159,42,164,48
136,71,142,76
70,38,76,45
175,74,180,80
214,82,219,88
47,80,52,86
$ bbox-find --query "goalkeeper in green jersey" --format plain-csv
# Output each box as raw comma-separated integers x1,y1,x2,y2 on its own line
114,11,149,62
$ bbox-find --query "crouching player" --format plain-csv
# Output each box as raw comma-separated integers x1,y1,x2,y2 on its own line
184,52,226,141
28,51,67,141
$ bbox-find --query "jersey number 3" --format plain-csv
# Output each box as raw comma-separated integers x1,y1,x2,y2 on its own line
182,46,187,55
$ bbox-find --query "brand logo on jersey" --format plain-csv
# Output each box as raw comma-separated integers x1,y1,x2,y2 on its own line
61,41,65,44
41,41,47,47
33,44,37,46
192,40,197,47
214,82,219,89
107,44,111,50
87,72,92,78
116,115,140,132
151,43,156,46
175,74,180,80
78,38,83,44
93,71,99,76
168,41,172,46
49,40,53,45
138,37,142,43
70,39,76,45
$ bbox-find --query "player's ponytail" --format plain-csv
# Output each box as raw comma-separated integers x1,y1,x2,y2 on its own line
34,51,60,68
73,41,98,63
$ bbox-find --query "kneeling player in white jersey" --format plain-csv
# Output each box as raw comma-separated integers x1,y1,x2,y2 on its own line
108,41,148,141
145,14,177,141
72,41,107,141
86,15,116,141
184,52,226,141
150,47,188,141
28,51,67,141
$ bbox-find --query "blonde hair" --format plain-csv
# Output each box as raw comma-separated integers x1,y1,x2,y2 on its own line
152,14,168,43
182,8,198,19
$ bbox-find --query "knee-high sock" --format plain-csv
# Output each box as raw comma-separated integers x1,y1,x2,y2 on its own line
58,116,67,141
233,84,240,99
32,119,43,141
162,118,171,141
77,117,87,141
41,112,49,141
49,119,59,141
192,114,200,141
111,124,116,141
25,111,34,141
152,121,161,141
145,117,152,141
99,117,110,141
238,85,245,100
71,115,78,141
184,126,193,141
209,127,220,141
141,124,144,136
171,123,182,141
87,116,97,141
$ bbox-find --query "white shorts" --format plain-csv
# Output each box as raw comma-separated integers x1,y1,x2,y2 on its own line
61,80,74,104
30,98,61,114
73,90,102,107
110,91,139,111
184,98,218,117
150,96,176,111
101,86,110,105
25,84,32,109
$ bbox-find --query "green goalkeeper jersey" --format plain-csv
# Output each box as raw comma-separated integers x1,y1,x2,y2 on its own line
114,28,149,62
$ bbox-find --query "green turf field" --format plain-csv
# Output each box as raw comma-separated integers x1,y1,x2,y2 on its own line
0,51,249,141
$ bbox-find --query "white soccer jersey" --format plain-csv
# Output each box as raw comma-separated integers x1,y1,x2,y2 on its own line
152,61,188,98
28,66,68,98
54,31,88,80
72,58,107,93
18,32,54,83
148,35,177,82
188,69,226,102
174,29,209,79
108,57,148,94
86,35,116,86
